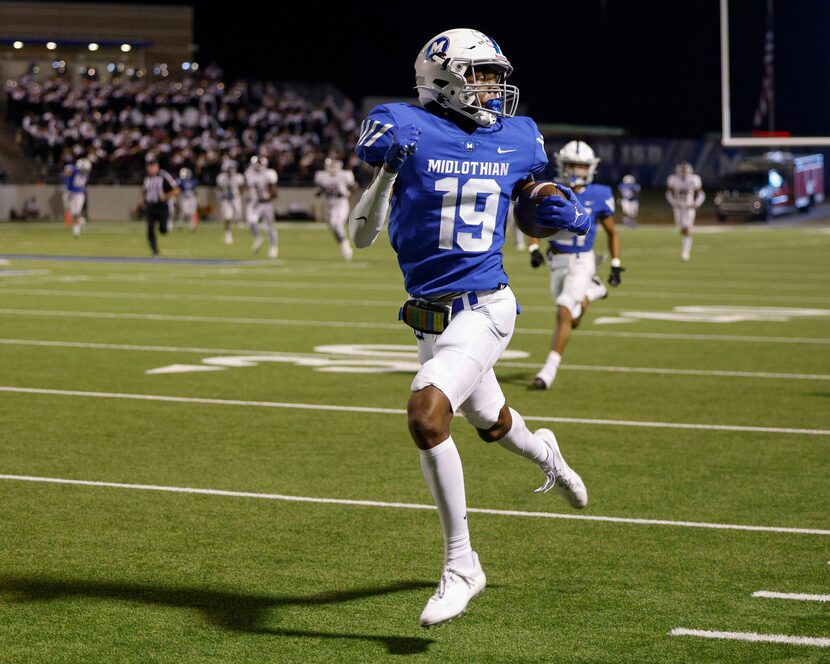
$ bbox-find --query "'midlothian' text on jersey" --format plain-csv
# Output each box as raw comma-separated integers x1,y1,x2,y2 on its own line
355,103,547,297
426,160,511,177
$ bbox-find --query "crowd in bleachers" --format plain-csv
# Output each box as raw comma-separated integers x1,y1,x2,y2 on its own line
6,71,364,185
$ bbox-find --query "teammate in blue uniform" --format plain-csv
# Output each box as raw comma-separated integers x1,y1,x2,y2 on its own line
175,168,199,231
349,28,590,628
618,174,640,227
529,141,624,389
63,158,91,238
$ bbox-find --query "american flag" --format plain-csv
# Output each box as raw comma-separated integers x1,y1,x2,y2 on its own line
753,0,775,128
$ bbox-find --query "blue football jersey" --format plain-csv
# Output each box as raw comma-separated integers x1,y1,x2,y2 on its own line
618,181,640,200
177,177,197,194
64,166,88,193
355,103,548,297
548,183,614,254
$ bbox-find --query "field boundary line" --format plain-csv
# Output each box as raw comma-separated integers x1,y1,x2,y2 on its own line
0,386,828,436
1,474,829,536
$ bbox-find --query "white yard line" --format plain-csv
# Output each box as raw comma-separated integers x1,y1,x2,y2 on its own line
2,308,829,345
1,338,826,381
0,386,827,436
1,473,828,536
5,286,830,309
669,628,830,648
752,591,830,602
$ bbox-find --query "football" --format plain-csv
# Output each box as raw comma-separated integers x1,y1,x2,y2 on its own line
514,181,577,241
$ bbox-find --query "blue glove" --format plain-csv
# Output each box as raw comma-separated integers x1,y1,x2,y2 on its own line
384,124,421,172
534,185,591,236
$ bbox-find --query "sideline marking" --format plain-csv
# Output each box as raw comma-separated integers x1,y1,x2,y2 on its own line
669,628,830,648
752,591,830,602
0,386,828,436
2,309,829,344
1,474,829,536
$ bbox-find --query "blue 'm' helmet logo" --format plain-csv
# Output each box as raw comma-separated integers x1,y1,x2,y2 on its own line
426,36,449,59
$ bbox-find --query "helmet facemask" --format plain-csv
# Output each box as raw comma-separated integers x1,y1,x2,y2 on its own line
453,61,519,124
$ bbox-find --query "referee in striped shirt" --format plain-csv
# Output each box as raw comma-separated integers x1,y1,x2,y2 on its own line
142,154,179,256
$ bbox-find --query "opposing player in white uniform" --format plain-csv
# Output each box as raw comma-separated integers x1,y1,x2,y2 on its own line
244,155,279,258
63,158,91,238
216,159,245,245
314,157,356,260
530,141,623,389
666,162,704,261
349,28,589,628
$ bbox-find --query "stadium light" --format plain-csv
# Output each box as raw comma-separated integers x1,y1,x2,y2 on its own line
191,62,199,71
181,62,190,70
120,44,131,53
13,41,23,49
46,42,57,50
88,43,99,51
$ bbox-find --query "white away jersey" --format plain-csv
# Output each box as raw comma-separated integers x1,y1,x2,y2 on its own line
217,172,245,200
314,169,355,198
666,173,702,208
244,168,278,203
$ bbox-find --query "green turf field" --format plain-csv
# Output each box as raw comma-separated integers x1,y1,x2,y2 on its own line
0,219,828,662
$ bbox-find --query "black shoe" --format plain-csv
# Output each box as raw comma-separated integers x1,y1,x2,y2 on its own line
530,377,548,390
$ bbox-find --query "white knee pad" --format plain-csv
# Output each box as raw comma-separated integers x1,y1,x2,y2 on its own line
555,293,583,319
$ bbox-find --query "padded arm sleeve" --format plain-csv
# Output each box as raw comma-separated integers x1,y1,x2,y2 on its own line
348,169,397,248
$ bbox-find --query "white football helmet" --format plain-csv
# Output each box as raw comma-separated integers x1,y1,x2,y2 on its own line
324,157,343,174
179,167,192,180
676,161,694,176
556,140,600,187
414,28,518,127
75,157,92,172
221,158,238,173
622,174,636,185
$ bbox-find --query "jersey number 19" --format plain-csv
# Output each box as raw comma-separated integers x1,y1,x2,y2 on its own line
435,177,500,252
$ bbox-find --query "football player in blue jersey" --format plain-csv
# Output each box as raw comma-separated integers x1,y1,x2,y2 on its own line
175,168,199,231
349,28,590,628
529,141,624,389
617,173,641,227
63,158,91,238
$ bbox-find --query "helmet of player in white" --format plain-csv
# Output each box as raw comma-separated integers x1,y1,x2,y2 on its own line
179,167,192,180
414,28,518,127
251,155,268,171
622,174,636,185
676,161,694,176
556,140,600,188
324,157,343,174
221,158,238,173
76,157,92,172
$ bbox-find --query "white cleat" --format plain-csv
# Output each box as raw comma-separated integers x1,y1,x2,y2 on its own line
681,251,690,262
533,428,588,509
419,552,486,628
224,231,233,245
251,236,263,253
267,245,279,259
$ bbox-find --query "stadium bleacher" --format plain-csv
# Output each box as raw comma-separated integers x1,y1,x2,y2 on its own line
6,70,362,186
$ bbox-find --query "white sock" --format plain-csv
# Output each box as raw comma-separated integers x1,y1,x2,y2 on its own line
585,279,607,302
419,437,474,571
682,236,693,255
249,223,260,238
267,226,278,247
536,351,562,386
497,408,550,465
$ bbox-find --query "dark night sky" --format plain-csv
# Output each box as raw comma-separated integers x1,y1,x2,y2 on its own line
54,0,830,139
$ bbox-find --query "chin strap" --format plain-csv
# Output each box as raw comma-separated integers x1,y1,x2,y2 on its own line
348,169,397,248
